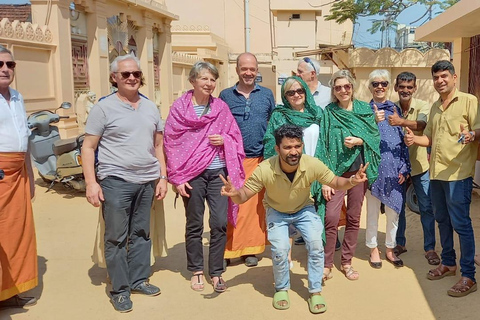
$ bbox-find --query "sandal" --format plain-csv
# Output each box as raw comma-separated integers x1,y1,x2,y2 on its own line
308,293,327,314
212,276,227,293
272,291,290,310
427,264,456,280
425,251,441,265
341,265,359,280
190,273,204,292
447,277,477,297
322,268,333,283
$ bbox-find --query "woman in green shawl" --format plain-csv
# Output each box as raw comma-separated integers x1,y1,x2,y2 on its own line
264,76,322,159
316,70,381,281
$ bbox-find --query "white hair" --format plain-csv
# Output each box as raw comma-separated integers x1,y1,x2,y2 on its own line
368,69,391,85
110,53,141,72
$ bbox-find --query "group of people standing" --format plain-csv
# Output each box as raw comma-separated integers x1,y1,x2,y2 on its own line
1,45,478,315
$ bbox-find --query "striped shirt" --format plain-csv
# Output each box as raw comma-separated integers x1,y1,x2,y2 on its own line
193,104,226,169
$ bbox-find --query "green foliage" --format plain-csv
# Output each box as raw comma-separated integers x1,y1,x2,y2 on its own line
326,0,460,30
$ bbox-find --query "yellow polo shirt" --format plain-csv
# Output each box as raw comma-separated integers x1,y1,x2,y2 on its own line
244,154,335,213
395,98,431,177
424,89,480,181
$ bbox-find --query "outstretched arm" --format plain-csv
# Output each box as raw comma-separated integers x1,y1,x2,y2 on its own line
327,163,370,191
219,174,256,204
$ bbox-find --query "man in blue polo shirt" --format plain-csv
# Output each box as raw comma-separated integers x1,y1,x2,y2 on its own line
219,52,275,267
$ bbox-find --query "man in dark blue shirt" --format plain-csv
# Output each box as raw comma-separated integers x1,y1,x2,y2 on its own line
219,52,275,267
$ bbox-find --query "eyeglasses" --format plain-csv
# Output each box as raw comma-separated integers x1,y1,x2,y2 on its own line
285,88,306,97
115,71,143,79
334,84,353,92
303,57,316,74
371,81,389,88
0,61,16,69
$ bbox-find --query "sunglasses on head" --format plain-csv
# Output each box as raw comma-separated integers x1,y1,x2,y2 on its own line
285,88,306,97
334,84,353,92
0,61,16,69
303,57,316,74
116,71,143,79
371,81,389,88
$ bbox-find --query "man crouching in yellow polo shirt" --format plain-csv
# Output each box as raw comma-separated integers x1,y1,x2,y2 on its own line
405,60,479,297
220,124,369,314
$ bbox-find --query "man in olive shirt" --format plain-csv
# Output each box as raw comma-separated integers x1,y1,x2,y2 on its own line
220,124,369,313
405,60,479,297
389,71,439,265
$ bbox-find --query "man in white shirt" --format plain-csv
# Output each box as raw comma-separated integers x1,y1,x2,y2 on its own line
296,57,331,109
0,45,38,309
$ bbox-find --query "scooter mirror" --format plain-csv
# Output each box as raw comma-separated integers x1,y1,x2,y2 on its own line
60,102,72,109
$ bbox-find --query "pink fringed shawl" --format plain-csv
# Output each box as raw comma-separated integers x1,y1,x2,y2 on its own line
164,90,245,226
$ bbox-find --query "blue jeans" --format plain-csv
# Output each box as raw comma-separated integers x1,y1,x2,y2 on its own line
396,171,436,251
267,205,324,293
430,178,476,282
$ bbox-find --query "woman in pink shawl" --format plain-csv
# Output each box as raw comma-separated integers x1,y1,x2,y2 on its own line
164,61,245,293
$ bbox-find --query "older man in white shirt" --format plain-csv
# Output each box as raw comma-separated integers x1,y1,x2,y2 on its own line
0,45,38,309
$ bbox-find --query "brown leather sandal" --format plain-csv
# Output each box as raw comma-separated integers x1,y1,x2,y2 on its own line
447,277,477,297
425,251,441,265
427,264,456,280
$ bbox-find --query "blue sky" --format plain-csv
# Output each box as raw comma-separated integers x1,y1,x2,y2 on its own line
353,3,445,48
1,0,31,4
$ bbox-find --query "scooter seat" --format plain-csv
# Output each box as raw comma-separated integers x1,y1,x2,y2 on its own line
53,137,78,156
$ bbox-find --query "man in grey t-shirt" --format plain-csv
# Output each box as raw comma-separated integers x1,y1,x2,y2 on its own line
82,54,167,313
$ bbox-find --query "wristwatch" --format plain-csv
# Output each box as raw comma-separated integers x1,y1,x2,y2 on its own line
159,175,168,180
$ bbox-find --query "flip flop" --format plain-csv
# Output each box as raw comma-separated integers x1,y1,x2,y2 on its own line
272,291,290,310
308,294,327,314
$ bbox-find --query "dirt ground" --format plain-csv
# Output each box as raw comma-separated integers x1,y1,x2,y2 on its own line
1,177,480,320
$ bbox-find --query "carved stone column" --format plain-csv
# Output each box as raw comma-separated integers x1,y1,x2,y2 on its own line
158,20,174,119
85,0,111,99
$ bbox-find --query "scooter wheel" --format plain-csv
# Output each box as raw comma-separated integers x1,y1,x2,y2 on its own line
406,184,420,214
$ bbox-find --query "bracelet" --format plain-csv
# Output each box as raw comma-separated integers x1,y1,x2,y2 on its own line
469,131,475,142
349,175,356,186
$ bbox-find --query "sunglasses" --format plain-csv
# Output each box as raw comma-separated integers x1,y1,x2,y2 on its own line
285,88,306,97
116,71,142,79
371,81,389,88
303,57,316,74
334,84,353,92
0,61,16,69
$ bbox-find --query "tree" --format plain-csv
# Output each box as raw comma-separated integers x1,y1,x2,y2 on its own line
326,0,460,34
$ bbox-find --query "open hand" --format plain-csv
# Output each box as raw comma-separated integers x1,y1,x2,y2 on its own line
177,182,193,198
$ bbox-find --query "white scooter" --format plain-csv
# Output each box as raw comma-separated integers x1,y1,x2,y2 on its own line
28,102,85,191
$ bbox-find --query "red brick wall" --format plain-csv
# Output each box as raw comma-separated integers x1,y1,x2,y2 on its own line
0,5,31,23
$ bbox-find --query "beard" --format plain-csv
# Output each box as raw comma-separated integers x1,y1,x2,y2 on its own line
283,153,301,166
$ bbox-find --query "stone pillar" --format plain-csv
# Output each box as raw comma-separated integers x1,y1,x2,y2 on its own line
158,20,174,119
31,0,77,137
452,37,470,92
85,0,110,99
136,12,155,102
